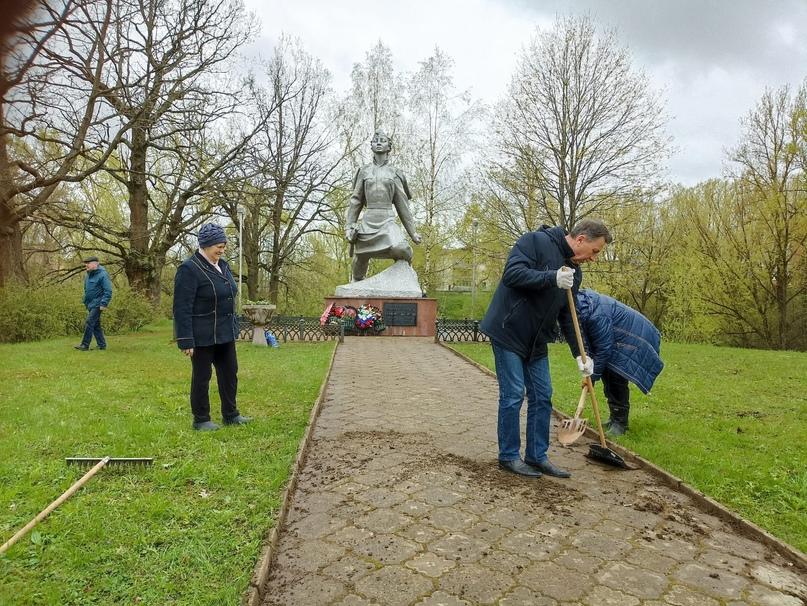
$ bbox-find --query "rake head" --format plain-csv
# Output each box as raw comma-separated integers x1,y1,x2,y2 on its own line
558,417,588,446
66,457,153,468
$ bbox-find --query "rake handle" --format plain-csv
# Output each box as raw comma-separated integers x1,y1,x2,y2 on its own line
0,457,109,555
565,287,608,448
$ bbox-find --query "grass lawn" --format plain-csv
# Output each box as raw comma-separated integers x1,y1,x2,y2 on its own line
449,341,807,553
0,321,335,605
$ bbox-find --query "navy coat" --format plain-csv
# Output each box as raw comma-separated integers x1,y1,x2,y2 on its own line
576,289,663,394
173,252,238,349
480,226,581,360
83,266,113,309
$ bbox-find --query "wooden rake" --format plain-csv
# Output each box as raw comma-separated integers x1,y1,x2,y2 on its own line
0,456,152,555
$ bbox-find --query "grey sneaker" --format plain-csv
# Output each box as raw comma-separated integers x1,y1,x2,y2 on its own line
193,421,220,431
223,415,251,426
606,422,627,436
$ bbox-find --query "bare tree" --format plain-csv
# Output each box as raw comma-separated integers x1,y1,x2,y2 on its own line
404,47,480,292
485,14,670,233
342,41,404,169
35,0,259,302
226,36,349,305
0,0,133,284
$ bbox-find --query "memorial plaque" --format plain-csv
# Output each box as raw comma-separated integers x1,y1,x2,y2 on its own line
383,302,418,326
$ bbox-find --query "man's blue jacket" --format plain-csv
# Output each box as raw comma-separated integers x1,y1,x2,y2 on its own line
83,266,113,310
480,226,580,360
576,289,663,394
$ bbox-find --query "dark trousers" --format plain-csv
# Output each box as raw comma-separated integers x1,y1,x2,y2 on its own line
81,307,107,349
602,367,630,424
190,341,239,423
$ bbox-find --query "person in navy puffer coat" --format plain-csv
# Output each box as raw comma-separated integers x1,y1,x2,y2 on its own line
173,223,250,431
575,289,664,436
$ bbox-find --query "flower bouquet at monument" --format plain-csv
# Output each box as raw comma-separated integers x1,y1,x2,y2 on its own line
354,304,385,334
321,303,363,335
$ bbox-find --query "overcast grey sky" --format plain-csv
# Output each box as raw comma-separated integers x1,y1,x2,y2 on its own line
243,0,807,186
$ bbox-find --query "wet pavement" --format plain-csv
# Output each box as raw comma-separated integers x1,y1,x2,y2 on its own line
258,337,806,606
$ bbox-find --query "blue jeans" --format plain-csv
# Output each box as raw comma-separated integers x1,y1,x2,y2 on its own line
492,341,553,463
81,307,107,349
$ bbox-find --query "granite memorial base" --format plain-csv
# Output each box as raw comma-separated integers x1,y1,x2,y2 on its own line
324,296,437,337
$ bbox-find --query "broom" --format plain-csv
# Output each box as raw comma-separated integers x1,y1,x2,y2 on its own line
0,456,153,555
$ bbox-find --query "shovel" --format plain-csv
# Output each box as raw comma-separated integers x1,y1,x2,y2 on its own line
558,386,588,445
565,286,630,469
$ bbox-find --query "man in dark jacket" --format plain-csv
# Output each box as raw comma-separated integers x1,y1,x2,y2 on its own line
575,289,663,436
173,223,250,431
480,219,612,478
74,256,113,351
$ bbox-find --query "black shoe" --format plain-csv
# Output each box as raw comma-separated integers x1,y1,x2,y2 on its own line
498,459,542,478
74,344,89,351
525,458,571,478
192,421,220,431
223,415,251,426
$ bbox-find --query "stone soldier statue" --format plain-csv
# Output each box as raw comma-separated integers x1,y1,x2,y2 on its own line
345,130,421,281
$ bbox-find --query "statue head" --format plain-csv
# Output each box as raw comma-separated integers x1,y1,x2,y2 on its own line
370,130,392,154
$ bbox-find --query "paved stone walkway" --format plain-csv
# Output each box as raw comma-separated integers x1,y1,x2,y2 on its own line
261,337,806,606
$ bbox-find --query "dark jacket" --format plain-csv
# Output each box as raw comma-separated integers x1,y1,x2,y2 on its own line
480,226,581,360
173,252,238,349
83,266,113,310
576,289,663,394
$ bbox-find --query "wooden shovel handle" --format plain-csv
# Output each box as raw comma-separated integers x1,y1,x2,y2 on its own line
573,386,587,419
565,286,607,447
0,457,109,555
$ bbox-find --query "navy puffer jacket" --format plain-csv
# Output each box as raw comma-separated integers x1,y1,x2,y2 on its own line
576,289,663,394
173,252,238,349
480,226,580,360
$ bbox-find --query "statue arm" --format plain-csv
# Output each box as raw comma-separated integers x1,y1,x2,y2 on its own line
345,168,364,241
392,175,420,243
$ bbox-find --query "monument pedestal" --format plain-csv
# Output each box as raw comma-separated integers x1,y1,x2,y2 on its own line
324,296,437,337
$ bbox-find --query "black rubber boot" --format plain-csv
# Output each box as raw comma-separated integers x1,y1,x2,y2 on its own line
606,403,629,436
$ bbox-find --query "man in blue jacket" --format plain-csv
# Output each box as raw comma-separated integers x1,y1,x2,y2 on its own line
480,219,612,478
75,256,113,351
575,289,664,436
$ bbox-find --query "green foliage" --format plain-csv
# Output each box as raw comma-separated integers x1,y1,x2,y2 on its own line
431,290,494,320
449,341,807,553
0,282,85,343
0,282,158,344
0,322,335,604
102,285,160,333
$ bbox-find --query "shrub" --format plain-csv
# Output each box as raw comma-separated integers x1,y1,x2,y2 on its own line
0,281,157,343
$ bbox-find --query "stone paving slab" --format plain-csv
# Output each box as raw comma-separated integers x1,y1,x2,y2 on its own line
259,337,806,606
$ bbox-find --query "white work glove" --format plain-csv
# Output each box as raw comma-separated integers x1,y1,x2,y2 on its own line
555,266,574,289
576,355,594,377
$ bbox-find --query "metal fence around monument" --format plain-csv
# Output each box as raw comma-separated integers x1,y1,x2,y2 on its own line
434,319,489,343
238,315,344,343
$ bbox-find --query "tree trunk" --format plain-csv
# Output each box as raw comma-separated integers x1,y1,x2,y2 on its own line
268,269,280,305
244,242,260,301
0,127,26,285
124,123,157,298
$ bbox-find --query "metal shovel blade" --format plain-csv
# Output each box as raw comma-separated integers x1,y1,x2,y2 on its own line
558,417,588,445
